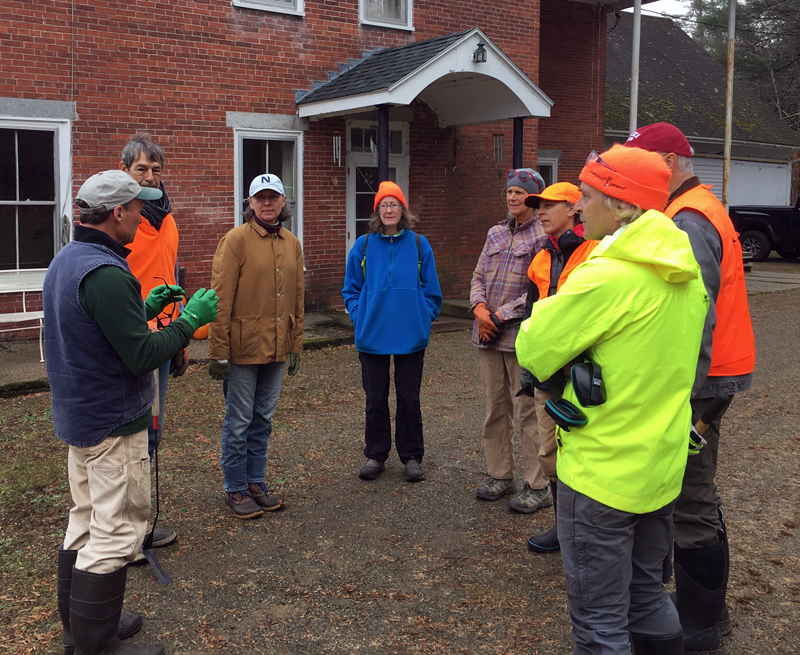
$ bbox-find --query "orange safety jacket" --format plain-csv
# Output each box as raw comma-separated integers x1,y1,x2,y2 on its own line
666,185,755,377
528,239,599,301
127,213,179,329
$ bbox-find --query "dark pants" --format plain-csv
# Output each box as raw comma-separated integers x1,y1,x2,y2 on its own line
673,395,733,549
558,483,681,654
359,350,425,464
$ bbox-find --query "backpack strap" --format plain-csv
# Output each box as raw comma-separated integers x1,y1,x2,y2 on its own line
360,231,421,282
416,232,421,281
360,233,369,280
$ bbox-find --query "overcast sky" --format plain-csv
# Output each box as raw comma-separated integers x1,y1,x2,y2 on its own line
629,0,690,18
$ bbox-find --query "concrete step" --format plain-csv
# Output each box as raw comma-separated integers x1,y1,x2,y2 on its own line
440,298,472,319
432,317,473,334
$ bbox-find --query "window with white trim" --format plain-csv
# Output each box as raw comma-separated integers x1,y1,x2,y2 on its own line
231,0,304,17
234,129,303,242
537,158,559,188
0,121,69,271
360,0,412,30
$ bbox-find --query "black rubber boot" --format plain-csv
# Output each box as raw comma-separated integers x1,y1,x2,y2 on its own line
527,479,559,553
673,542,726,654
70,565,164,655
630,632,684,654
58,549,143,655
717,510,732,636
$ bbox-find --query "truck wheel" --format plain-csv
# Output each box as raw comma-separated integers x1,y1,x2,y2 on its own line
776,246,800,260
739,231,771,262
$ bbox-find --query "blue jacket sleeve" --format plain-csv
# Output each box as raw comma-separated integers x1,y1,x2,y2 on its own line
419,236,443,322
342,237,366,326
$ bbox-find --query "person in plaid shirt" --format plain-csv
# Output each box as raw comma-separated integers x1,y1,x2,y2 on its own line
470,168,552,513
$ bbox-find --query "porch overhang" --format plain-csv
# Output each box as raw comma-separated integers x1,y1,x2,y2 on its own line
296,28,553,127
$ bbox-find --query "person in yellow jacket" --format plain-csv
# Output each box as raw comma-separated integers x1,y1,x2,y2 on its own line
624,123,756,653
516,145,709,655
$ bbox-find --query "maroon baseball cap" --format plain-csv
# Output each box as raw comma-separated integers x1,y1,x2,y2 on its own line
624,122,692,157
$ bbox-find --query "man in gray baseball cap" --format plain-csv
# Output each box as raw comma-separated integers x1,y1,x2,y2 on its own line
44,170,219,655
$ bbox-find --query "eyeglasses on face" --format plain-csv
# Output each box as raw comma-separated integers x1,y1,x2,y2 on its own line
586,150,615,172
379,202,401,211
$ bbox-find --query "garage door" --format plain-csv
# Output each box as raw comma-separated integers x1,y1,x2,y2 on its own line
692,158,790,206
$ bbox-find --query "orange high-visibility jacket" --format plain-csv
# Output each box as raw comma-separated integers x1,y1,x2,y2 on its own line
127,213,179,328
666,185,755,377
528,239,599,301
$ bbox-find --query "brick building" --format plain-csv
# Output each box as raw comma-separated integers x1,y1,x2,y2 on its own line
0,0,622,333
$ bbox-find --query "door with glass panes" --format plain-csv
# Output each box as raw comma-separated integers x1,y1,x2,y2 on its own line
345,121,409,256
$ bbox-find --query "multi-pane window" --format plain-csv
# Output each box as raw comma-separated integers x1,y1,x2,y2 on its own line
237,131,302,240
231,0,304,16
361,0,411,29
349,126,404,154
0,128,56,270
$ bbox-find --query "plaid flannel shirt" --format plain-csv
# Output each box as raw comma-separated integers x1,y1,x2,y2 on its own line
469,215,547,351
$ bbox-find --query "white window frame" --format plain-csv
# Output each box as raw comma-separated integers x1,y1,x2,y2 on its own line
359,0,413,31
231,0,304,17
0,117,71,282
233,128,304,245
345,119,410,256
537,156,559,187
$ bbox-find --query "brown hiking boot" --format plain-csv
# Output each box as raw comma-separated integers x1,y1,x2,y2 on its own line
225,491,264,519
247,482,285,511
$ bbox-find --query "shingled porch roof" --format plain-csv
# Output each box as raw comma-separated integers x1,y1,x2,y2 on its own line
296,28,553,127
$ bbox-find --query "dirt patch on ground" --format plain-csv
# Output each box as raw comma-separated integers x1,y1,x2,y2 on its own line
2,288,799,654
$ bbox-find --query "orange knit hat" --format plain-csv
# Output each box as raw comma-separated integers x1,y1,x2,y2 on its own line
373,181,408,211
579,144,671,211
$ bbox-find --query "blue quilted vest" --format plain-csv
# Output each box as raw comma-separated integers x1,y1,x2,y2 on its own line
43,241,155,447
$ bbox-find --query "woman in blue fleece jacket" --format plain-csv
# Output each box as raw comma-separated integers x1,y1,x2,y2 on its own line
342,181,442,483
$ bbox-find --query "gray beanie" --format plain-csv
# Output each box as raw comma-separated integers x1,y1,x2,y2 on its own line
506,168,545,195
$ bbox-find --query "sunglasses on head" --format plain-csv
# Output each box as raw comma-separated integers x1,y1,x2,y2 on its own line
506,169,538,182
586,150,615,172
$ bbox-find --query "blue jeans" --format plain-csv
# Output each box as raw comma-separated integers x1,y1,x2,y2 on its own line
558,482,681,654
148,360,170,459
221,362,285,493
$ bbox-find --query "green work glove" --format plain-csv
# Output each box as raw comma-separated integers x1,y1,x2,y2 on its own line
181,288,219,332
287,352,301,377
144,284,185,321
208,359,230,381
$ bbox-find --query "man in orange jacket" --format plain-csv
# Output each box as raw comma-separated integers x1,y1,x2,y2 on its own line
625,123,756,654
120,134,184,551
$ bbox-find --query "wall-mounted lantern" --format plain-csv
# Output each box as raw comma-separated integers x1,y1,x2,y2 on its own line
473,43,487,64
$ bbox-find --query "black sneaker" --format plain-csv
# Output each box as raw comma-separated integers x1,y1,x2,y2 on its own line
359,459,386,480
405,459,424,483
146,526,177,548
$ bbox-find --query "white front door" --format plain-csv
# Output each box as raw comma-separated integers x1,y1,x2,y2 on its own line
345,152,409,255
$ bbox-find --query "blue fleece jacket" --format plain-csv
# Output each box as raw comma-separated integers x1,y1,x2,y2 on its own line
342,230,442,355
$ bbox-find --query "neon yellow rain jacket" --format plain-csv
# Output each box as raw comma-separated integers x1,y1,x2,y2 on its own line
516,210,709,514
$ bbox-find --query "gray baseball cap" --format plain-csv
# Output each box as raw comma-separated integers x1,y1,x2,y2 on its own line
76,170,162,214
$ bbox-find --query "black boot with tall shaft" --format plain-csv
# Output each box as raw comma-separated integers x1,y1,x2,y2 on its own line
673,541,727,654
70,565,163,655
58,549,142,655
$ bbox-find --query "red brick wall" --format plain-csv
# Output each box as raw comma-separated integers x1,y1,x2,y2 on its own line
538,0,608,184
1,0,604,322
